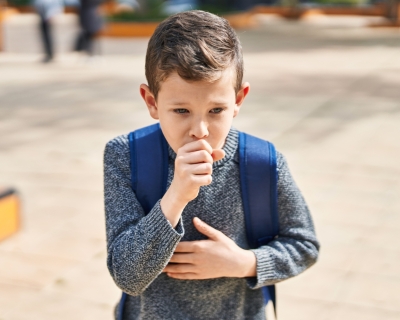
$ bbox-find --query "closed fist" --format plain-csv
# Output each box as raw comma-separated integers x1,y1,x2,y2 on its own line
172,139,225,203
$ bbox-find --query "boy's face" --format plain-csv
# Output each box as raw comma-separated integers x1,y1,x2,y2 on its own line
140,69,250,152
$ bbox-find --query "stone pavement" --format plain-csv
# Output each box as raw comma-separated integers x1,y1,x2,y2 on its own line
0,16,400,320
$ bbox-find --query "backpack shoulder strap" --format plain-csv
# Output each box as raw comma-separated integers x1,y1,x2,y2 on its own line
128,123,169,214
238,132,279,248
238,131,279,316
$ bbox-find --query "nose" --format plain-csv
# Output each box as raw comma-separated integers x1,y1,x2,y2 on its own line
189,119,209,140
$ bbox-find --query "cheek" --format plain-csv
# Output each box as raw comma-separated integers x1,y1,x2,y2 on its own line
160,118,188,151
209,115,233,143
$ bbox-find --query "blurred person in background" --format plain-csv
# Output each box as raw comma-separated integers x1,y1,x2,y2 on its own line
33,0,63,63
74,0,104,60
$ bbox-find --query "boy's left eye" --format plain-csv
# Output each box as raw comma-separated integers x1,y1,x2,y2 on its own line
174,108,189,114
210,108,224,114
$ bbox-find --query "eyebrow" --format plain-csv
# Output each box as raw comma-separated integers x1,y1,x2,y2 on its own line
210,101,229,106
170,101,189,106
170,101,228,106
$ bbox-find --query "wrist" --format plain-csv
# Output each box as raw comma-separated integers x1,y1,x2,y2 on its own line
166,182,190,208
238,249,257,278
160,185,188,227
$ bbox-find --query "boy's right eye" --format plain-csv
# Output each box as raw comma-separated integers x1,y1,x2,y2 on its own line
174,108,189,114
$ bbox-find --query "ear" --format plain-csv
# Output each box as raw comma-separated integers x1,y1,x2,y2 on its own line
140,84,159,120
234,82,250,118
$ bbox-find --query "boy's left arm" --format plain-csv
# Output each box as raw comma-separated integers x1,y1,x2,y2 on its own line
164,152,319,282
247,152,320,289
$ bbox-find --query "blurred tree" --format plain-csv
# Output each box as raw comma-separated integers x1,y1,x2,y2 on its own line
386,0,399,22
136,0,146,12
280,0,298,7
198,0,280,11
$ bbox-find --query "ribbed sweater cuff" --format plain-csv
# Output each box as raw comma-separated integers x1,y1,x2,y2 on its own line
246,247,276,289
145,200,185,243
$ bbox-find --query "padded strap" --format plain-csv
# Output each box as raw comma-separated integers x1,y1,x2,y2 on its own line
239,132,279,316
262,286,277,316
129,123,169,214
117,291,127,320
238,132,278,248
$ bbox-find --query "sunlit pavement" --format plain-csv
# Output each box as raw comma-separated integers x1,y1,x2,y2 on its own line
0,15,400,320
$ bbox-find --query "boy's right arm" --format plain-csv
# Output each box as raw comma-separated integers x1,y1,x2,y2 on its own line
104,136,184,296
160,139,224,227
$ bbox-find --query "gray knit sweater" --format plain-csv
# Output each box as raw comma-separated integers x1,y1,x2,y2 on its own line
104,128,319,320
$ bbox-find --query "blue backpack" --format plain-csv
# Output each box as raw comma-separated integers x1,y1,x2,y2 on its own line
117,123,279,319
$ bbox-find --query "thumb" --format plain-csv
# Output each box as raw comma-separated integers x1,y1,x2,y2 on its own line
212,149,225,162
193,217,220,240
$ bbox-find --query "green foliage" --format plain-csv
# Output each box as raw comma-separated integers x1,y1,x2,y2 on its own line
7,0,31,7
108,1,238,23
303,0,370,5
108,11,169,22
108,0,168,22
198,4,238,15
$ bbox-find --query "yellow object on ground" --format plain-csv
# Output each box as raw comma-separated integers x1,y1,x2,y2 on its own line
0,8,19,51
0,188,20,241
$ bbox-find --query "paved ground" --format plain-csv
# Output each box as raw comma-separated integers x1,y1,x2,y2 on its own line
0,14,400,320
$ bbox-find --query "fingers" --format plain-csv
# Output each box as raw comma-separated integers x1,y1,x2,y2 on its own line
167,272,201,280
192,174,213,186
163,263,194,274
181,140,213,155
193,217,221,240
212,149,225,162
190,162,212,175
163,263,202,279
174,240,210,253
175,158,213,186
178,140,224,164
169,253,194,263
182,150,213,165
174,241,197,253
171,139,223,203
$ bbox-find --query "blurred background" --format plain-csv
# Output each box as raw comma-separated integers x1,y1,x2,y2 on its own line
0,0,399,319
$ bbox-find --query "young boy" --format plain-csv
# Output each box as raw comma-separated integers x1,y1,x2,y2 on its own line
104,10,319,320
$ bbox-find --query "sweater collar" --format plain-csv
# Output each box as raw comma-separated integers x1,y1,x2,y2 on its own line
168,127,239,168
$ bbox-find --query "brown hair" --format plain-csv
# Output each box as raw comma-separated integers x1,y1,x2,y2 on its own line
145,10,243,99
